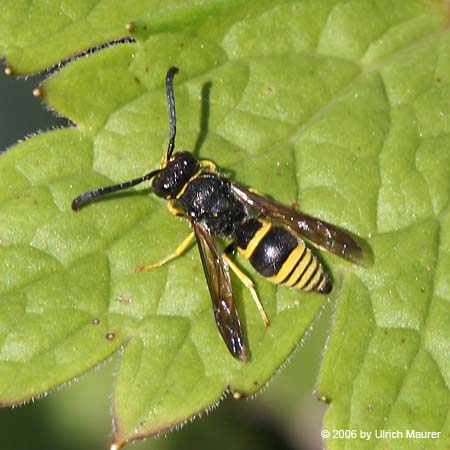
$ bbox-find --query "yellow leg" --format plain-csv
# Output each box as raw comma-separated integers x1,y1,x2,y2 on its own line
135,232,195,272
222,254,270,326
167,201,184,216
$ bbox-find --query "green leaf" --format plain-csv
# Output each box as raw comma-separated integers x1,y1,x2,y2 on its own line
1,1,450,448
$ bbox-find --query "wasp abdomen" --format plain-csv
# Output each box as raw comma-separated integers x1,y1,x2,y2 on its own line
235,218,331,294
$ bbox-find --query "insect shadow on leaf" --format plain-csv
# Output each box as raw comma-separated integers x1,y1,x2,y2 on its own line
193,80,212,159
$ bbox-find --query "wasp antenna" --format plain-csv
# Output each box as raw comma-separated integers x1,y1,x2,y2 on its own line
71,169,161,211
165,67,179,163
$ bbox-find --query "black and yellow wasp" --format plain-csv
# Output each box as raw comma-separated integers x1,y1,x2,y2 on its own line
72,67,363,361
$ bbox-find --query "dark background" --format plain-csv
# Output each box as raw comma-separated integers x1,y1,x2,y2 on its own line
0,64,328,450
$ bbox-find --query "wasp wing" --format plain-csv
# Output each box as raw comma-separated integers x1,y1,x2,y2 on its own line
192,222,247,361
230,181,363,265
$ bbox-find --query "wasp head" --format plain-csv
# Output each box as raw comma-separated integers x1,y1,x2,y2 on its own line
152,151,199,199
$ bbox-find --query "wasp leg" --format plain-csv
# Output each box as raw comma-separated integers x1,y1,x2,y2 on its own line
135,231,195,272
167,201,184,216
222,253,270,326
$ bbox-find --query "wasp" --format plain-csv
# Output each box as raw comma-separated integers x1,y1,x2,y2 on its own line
72,67,363,361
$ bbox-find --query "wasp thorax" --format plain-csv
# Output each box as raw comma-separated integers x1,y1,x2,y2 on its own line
152,151,199,199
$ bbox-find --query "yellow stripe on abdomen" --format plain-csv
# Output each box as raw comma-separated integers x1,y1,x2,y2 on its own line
293,255,318,289
237,219,272,260
267,244,306,285
268,239,328,293
303,266,322,291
